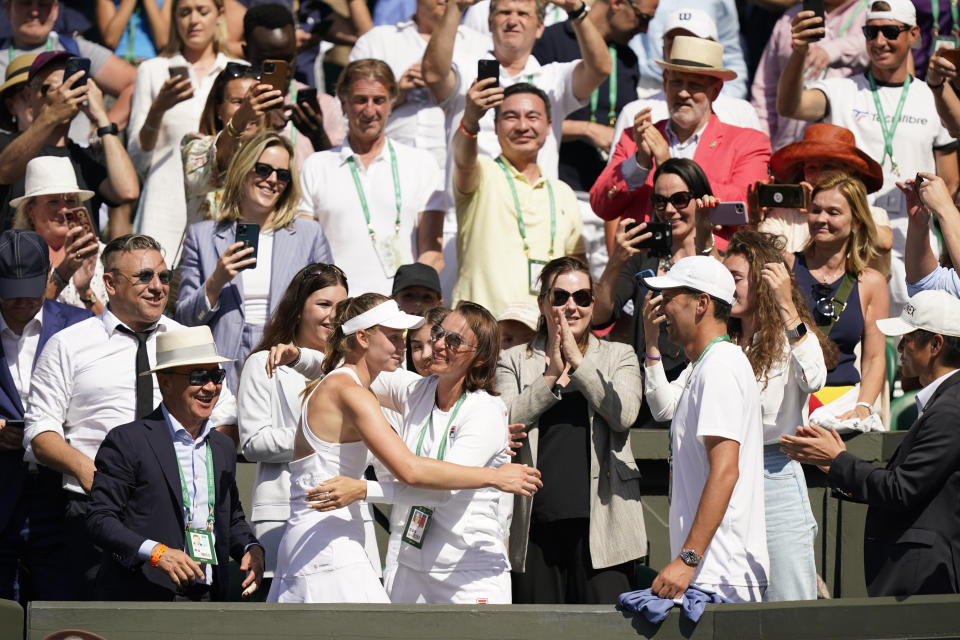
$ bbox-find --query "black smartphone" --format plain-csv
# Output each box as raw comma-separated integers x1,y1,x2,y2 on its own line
63,57,91,87
477,59,499,87
710,202,750,226
168,65,190,81
915,173,925,187
297,87,319,111
235,222,260,270
625,220,672,252
635,268,656,300
260,59,288,92
802,0,825,40
757,183,806,209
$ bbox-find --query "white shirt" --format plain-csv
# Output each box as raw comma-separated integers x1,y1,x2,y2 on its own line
239,229,275,326
349,20,490,171
755,334,827,444
644,341,768,594
298,137,445,295
916,369,960,414
23,309,237,493
0,307,43,398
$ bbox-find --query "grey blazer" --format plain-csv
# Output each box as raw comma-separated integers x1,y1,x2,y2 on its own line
496,334,648,572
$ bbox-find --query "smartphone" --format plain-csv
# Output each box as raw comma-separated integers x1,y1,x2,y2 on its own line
802,0,825,40
64,206,95,239
710,201,750,226
63,57,91,87
260,59,288,93
3,419,24,429
625,220,672,252
297,87,319,111
939,48,960,67
757,183,806,209
235,223,260,270
635,268,656,300
477,59,499,87
168,65,190,81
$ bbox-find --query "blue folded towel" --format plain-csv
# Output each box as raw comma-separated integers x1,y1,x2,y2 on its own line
618,587,731,623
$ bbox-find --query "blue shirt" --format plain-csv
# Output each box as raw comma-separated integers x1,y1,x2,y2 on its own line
908,265,960,299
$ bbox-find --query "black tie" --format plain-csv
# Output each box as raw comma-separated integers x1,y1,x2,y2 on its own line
118,325,156,418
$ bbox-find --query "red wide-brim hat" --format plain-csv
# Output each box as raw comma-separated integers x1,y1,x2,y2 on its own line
770,124,884,194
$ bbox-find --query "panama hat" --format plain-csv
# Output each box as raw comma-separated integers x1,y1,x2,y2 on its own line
654,35,736,81
9,156,95,209
770,124,884,193
0,52,40,96
142,326,233,376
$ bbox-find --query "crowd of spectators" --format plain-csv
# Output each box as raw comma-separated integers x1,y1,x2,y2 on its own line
0,0,958,613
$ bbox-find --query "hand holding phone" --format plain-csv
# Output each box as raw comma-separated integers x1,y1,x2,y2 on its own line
801,0,825,40
709,202,750,226
63,57,91,88
625,221,672,253
234,223,260,271
260,60,288,94
297,87,319,112
757,184,806,209
477,59,499,87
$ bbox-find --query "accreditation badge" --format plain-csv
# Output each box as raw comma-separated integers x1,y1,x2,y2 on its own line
185,527,217,565
401,505,433,549
528,259,547,295
933,35,958,53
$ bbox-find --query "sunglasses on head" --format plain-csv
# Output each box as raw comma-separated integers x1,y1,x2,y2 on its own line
550,287,593,307
111,268,172,285
167,368,227,386
861,24,910,40
224,61,259,79
813,283,837,320
429,324,477,352
651,191,694,212
253,162,292,184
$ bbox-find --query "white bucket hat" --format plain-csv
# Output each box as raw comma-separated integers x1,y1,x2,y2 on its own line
642,255,736,305
142,326,234,376
9,156,95,209
876,290,960,338
655,35,737,81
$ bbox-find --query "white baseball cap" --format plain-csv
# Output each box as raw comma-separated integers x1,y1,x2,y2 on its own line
641,255,736,305
866,0,916,27
497,302,539,332
876,290,960,338
663,9,719,41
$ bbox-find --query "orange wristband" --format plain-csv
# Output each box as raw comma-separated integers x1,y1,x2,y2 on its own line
459,119,478,138
150,543,168,567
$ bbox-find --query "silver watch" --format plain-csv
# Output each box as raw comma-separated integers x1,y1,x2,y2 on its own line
680,548,701,567
785,321,808,340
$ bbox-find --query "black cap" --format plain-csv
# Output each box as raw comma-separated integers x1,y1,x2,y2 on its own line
392,263,441,296
0,230,50,299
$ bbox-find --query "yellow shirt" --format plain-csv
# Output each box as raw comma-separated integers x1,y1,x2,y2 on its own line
453,155,584,316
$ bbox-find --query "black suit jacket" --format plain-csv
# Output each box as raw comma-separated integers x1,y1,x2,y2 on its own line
86,407,258,601
829,369,960,597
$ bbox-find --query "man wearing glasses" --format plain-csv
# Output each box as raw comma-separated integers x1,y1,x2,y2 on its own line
86,326,262,601
777,0,959,313
23,233,237,599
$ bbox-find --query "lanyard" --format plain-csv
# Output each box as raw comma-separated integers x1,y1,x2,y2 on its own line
346,139,402,244
932,0,960,36
9,34,53,62
415,393,466,461
175,441,216,530
837,0,868,37
693,334,731,369
867,71,912,176
124,7,138,63
667,334,731,461
495,155,556,259
589,46,618,126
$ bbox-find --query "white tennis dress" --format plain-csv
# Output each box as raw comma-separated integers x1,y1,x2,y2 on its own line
267,368,390,603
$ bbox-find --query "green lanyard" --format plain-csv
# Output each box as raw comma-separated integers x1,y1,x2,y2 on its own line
495,155,556,259
866,71,912,176
589,46,618,126
837,0,868,37
668,334,731,460
175,442,216,531
124,8,138,63
932,0,960,37
9,34,53,62
415,393,466,461
346,139,402,244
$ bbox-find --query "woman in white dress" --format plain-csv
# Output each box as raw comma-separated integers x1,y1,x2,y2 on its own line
267,294,541,603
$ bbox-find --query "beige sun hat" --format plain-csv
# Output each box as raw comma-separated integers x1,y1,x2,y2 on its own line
9,156,95,209
141,326,234,376
654,35,737,81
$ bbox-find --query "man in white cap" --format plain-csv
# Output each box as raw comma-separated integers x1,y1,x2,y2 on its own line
86,326,263,601
642,255,768,602
781,289,960,597
778,0,959,312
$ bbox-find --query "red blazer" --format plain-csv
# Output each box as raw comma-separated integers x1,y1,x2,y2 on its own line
589,114,771,247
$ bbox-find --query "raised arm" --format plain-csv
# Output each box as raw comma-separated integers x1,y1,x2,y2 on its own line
558,0,613,101
776,11,829,121
901,176,940,284
84,81,139,204
453,77,502,195
422,0,473,104
928,52,960,138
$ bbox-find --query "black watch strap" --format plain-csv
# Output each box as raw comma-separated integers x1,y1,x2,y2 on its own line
97,123,119,137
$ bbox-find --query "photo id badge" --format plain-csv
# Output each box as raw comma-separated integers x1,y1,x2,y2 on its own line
401,505,433,549
185,528,217,565
528,259,547,295
933,35,958,52
376,234,403,279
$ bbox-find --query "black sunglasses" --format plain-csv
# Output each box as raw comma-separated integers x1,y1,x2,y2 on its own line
430,324,477,352
625,0,654,25
651,191,694,212
551,287,593,307
111,268,172,285
813,283,836,320
862,24,910,40
253,162,292,184
167,368,227,386
224,61,259,79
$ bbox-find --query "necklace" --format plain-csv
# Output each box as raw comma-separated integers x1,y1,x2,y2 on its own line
815,266,845,283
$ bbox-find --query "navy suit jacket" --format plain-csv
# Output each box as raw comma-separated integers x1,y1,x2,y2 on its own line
86,407,258,601
0,299,91,530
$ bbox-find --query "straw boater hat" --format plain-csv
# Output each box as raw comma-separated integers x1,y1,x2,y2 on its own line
9,156,95,208
770,124,884,194
141,326,233,376
654,35,736,81
0,52,39,96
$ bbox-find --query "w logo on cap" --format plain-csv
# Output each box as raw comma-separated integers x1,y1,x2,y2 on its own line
679,12,692,19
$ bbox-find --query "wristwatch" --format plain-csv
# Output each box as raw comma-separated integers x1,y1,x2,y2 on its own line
785,321,808,340
96,123,119,137
567,1,589,23
680,548,701,567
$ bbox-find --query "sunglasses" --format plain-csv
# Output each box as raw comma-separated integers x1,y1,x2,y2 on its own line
253,162,292,184
651,191,694,212
551,287,593,307
861,24,910,40
813,283,837,320
224,61,258,79
167,368,227,386
429,324,477,352
111,268,172,285
625,0,654,25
